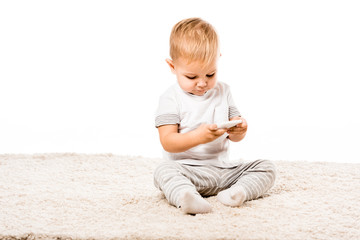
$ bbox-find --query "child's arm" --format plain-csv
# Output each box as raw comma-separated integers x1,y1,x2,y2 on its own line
158,124,227,153
227,116,248,142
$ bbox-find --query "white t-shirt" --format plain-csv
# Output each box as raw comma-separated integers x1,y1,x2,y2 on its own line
155,81,241,167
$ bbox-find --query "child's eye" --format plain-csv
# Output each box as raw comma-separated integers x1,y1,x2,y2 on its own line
185,75,197,80
206,73,215,78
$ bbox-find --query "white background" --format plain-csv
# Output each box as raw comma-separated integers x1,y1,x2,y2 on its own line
1,0,359,163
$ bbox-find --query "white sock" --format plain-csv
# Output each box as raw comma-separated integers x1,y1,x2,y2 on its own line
217,186,247,207
179,191,212,214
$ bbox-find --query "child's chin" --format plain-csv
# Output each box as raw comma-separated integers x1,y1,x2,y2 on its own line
193,90,207,96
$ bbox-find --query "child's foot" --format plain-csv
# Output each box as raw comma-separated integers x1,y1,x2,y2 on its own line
217,186,247,207
179,191,212,214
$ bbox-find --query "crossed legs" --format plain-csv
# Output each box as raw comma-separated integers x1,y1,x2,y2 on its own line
153,159,276,214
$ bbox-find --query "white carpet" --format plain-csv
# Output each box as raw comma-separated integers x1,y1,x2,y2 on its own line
0,153,359,240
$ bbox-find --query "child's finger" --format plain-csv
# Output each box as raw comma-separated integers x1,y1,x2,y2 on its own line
208,124,218,131
240,118,248,128
214,129,227,136
227,126,246,133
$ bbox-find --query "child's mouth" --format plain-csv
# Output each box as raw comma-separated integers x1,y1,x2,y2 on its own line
195,89,207,95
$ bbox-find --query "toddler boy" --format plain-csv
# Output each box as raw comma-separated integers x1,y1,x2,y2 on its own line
154,18,276,214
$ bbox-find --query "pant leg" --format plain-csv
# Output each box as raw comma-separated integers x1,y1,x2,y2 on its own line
180,164,222,197
220,159,276,201
153,161,222,207
154,161,199,208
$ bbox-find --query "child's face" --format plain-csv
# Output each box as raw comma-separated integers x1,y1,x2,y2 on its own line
166,57,218,96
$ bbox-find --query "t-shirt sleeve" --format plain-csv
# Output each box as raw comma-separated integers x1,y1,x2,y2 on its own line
155,90,180,128
227,88,241,119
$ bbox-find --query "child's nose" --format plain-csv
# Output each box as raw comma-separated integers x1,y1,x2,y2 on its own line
197,79,207,87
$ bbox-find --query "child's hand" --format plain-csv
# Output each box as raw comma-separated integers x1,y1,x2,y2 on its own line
195,123,227,144
227,116,248,142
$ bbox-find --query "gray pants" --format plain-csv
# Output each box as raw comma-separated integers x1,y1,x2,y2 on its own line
154,159,276,208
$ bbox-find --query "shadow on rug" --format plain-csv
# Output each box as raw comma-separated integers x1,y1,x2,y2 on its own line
0,153,359,240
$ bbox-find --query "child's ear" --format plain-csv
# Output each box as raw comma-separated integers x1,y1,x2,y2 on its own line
165,58,176,74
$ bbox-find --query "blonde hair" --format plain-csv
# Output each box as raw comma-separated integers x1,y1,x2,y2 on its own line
169,18,219,67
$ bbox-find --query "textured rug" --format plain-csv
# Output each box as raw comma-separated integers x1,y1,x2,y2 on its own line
0,154,359,240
